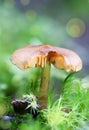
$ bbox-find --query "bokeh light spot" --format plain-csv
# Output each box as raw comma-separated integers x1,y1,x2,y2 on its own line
66,18,86,38
25,9,37,20
4,0,14,9
0,102,8,116
0,120,12,130
20,0,30,6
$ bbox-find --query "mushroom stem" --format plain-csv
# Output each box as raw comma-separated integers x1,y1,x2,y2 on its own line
40,61,51,108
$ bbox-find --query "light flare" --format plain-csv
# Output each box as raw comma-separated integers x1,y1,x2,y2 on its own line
66,18,86,38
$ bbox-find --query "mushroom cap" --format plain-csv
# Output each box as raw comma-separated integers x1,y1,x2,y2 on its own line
10,44,82,72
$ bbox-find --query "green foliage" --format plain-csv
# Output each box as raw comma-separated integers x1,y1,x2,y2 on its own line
42,74,89,130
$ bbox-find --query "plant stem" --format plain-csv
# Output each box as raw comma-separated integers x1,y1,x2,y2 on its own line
40,61,51,108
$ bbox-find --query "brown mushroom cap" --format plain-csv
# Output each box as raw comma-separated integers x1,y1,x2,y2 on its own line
10,44,82,72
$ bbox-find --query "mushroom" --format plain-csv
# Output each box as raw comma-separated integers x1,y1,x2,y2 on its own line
10,44,82,108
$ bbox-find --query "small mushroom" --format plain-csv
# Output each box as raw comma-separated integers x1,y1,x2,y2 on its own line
10,44,82,107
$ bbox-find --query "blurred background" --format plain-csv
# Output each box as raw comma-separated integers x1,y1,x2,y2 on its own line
0,0,89,121
0,0,89,73
0,0,89,129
